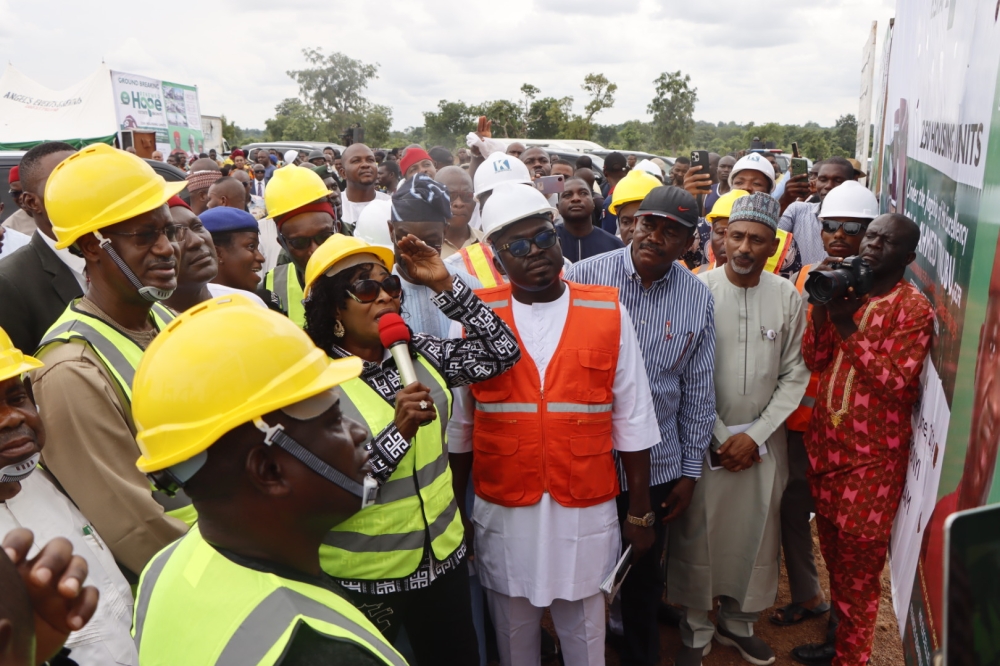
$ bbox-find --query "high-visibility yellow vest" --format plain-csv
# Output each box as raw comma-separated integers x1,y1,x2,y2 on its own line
132,526,405,666
321,354,464,580
36,300,196,526
265,263,306,328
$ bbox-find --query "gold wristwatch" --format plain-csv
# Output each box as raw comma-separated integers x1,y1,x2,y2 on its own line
626,511,656,528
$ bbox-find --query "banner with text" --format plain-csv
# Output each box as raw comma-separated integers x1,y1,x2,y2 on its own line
872,1,1000,662
111,71,203,156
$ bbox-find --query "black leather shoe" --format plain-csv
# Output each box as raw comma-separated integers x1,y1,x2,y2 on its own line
791,642,835,666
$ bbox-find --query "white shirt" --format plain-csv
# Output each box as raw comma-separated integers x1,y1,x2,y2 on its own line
39,229,88,289
448,286,658,605
0,226,31,259
256,216,282,276
207,282,268,308
342,190,390,229
1,470,138,665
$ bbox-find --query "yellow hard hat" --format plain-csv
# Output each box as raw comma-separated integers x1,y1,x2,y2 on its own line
705,189,750,222
45,143,187,250
133,294,363,473
304,235,396,298
264,164,331,220
608,170,663,215
0,327,43,383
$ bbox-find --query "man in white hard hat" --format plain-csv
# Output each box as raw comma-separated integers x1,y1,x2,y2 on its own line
448,183,658,666
774,181,879,639
779,157,859,266
443,153,535,288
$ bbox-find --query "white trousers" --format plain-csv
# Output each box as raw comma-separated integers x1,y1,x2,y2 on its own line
485,589,606,666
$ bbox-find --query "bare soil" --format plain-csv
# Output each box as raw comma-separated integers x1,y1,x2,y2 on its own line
527,522,906,665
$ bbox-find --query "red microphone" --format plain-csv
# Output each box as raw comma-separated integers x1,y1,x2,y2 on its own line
378,313,418,386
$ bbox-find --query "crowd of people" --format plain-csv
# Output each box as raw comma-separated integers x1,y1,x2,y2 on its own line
0,131,931,666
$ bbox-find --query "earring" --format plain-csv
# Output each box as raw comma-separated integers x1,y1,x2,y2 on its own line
333,320,345,338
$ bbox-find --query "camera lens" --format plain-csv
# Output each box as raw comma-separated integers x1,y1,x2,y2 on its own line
805,270,852,304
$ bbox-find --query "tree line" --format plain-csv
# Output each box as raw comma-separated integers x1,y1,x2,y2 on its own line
225,49,858,160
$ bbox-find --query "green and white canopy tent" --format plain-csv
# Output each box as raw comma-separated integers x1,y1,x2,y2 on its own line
0,64,118,150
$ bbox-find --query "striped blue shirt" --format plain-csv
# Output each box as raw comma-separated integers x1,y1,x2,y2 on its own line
566,247,716,485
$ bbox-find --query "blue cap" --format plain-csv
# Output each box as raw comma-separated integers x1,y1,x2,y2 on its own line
200,207,260,234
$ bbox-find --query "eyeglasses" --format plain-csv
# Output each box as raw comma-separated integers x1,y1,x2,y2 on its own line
105,224,185,248
821,220,867,236
7,189,24,201
282,231,333,251
450,191,475,203
496,229,558,258
346,275,402,303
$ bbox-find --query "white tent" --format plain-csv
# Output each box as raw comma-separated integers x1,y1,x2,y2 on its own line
0,64,117,149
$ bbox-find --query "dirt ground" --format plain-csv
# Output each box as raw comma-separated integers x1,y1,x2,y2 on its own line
531,522,906,665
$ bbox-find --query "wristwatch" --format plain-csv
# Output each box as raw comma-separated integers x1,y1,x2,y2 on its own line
626,511,656,528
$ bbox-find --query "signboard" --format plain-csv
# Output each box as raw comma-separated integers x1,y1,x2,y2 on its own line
870,1,1000,662
111,70,204,157
856,21,877,165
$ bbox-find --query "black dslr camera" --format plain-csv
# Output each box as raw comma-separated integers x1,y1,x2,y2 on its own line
803,256,874,304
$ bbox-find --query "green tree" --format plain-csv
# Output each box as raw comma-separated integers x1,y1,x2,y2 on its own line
833,114,858,156
518,84,541,136
220,115,243,146
287,49,379,126
423,100,477,148
527,96,572,138
617,120,649,150
648,71,698,153
582,73,617,124
475,99,523,138
264,98,326,142
364,104,393,148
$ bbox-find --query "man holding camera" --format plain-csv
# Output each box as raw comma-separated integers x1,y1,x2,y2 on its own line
772,181,879,631
793,213,933,666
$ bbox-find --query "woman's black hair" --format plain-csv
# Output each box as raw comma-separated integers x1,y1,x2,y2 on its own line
304,262,404,354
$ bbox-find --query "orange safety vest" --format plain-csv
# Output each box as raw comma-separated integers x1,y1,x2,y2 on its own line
458,243,505,288
787,264,819,432
470,281,621,509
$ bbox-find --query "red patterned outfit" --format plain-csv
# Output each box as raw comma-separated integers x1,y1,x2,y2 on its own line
802,281,933,665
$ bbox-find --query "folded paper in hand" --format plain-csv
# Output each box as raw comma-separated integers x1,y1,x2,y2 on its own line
600,544,632,603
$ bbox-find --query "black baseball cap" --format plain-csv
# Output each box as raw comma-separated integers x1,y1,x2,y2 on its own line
635,186,699,227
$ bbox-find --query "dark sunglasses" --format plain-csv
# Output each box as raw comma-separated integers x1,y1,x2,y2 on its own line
821,220,867,236
347,275,402,303
282,230,334,251
106,224,185,249
496,229,558,258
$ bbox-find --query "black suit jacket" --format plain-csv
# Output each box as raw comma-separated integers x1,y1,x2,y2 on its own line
0,231,84,353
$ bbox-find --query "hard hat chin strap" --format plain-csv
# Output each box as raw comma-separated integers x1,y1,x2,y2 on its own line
0,452,40,484
93,231,175,302
253,417,378,509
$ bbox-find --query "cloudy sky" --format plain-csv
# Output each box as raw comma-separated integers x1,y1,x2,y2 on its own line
0,0,895,133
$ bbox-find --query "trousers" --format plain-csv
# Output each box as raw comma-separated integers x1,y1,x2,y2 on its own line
615,479,676,665
485,589,605,666
346,557,480,666
815,514,888,666
781,430,822,603
681,597,758,649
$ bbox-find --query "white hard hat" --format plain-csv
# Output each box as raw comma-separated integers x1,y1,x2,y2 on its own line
729,153,776,193
634,159,664,180
354,200,393,247
481,183,556,240
283,149,299,165
474,152,532,198
818,180,879,220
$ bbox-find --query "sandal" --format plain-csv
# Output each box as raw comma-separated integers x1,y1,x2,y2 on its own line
769,601,831,626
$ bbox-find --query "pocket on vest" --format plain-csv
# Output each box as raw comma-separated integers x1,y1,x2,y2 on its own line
474,432,524,501
473,372,513,402
576,349,614,402
568,427,616,500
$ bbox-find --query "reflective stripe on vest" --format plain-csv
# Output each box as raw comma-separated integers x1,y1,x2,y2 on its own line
470,281,620,509
133,528,403,666
36,301,192,518
36,301,175,404
321,355,463,580
459,243,504,288
265,263,306,328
